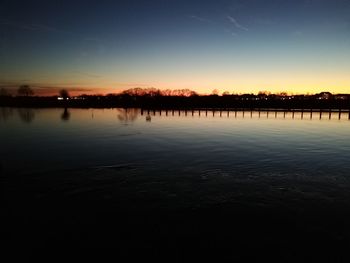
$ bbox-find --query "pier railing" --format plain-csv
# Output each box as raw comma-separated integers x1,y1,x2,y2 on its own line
141,108,350,120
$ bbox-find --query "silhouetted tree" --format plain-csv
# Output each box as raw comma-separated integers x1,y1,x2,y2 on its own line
121,87,198,97
258,91,269,99
17,85,34,97
162,89,173,96
277,92,288,97
122,87,146,96
211,89,219,96
146,88,161,97
59,89,70,100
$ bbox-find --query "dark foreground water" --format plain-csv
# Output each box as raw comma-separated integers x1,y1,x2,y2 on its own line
1,108,350,261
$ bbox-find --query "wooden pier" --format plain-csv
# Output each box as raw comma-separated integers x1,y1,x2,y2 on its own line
141,108,350,120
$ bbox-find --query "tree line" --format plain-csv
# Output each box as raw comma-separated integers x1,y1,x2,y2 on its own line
0,85,70,98
1,86,349,109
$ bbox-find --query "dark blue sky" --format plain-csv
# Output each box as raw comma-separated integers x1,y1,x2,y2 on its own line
1,0,350,94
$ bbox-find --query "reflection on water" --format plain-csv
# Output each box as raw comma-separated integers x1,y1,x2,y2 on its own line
2,107,350,255
17,108,35,123
117,108,139,123
1,107,350,181
61,108,70,121
1,107,349,123
0,107,13,121
1,108,349,177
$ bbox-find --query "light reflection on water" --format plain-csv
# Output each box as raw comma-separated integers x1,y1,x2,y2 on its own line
1,107,350,208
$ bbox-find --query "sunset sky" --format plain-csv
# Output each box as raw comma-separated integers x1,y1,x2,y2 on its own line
1,0,350,95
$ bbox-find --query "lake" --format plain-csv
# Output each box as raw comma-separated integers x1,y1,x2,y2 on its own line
2,107,350,260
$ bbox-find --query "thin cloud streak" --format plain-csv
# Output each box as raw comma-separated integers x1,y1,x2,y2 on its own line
227,15,249,31
188,15,213,24
0,19,107,48
0,19,74,35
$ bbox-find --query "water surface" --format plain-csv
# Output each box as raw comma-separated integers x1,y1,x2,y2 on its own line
2,108,350,256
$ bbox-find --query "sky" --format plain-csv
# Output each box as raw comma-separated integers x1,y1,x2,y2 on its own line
1,0,350,95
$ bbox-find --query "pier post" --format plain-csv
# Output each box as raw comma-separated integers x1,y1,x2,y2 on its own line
172,109,174,116
192,110,194,116
329,109,332,120
292,110,295,119
275,111,277,118
220,110,222,117
338,109,341,120
310,108,313,119
320,109,322,120
166,110,168,116
227,110,229,117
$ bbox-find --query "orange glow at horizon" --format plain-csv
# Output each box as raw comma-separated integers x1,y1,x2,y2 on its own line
16,84,350,97
4,72,350,96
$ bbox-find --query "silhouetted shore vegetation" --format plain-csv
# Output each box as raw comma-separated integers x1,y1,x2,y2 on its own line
0,87,349,109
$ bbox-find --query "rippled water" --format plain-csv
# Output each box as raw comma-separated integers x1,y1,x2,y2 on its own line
3,107,350,256
2,107,350,209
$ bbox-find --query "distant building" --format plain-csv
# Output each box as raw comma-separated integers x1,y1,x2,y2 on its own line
316,92,332,100
334,94,350,100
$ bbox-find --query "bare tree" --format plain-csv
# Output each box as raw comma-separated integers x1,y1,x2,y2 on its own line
59,89,70,99
211,89,219,96
122,87,145,96
161,89,173,96
17,85,34,97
